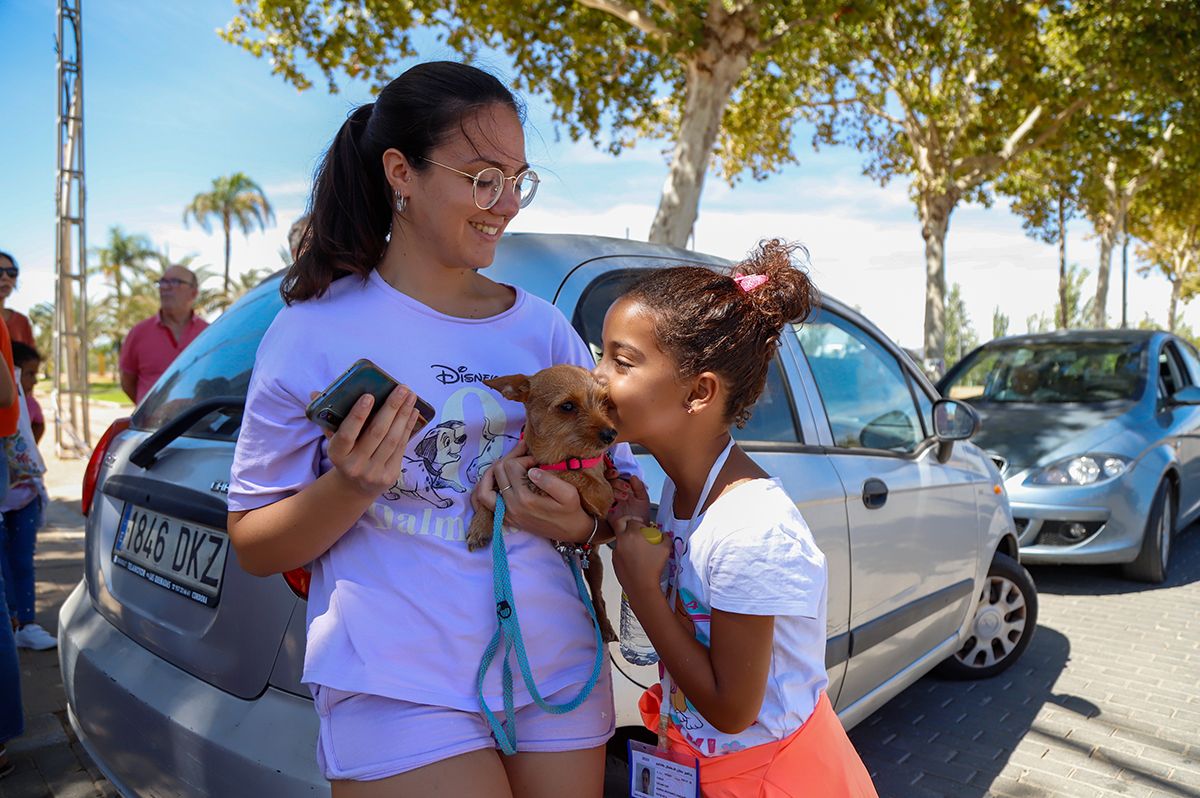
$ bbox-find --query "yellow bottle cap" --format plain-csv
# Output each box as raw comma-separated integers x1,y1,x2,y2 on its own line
640,525,663,545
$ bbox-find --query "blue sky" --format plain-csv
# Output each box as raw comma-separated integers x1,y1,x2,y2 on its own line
1,0,1186,349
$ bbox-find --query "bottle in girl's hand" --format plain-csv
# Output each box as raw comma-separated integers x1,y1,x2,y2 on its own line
619,523,664,665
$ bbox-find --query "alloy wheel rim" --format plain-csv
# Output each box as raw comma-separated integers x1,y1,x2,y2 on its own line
955,575,1027,669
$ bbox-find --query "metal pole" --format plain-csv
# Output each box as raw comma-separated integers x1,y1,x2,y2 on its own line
53,0,91,457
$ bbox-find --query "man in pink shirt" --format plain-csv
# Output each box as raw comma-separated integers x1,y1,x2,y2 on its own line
119,264,209,403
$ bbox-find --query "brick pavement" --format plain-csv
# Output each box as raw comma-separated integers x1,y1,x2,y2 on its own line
3,402,1198,797
851,527,1200,798
2,406,124,798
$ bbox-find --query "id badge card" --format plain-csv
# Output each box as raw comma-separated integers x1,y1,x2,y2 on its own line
628,739,699,798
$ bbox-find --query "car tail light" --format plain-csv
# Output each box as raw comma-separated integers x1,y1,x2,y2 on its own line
82,418,132,516
283,566,311,599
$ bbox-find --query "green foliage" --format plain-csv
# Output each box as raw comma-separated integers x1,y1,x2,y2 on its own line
220,0,866,245
1061,263,1097,329
992,307,1009,340
184,172,275,295
944,283,979,367
223,1,852,175
29,302,54,369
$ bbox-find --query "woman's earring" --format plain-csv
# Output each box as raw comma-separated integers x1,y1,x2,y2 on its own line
684,401,695,414
395,192,408,213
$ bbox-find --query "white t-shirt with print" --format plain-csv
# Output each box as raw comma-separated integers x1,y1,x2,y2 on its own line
228,270,636,710
656,477,829,756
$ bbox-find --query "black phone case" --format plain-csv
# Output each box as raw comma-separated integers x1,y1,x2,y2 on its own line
306,359,435,433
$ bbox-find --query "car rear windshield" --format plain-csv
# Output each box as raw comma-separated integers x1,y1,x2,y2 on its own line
131,276,285,440
944,340,1147,404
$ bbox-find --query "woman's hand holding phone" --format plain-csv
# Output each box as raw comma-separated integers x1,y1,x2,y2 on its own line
325,385,422,500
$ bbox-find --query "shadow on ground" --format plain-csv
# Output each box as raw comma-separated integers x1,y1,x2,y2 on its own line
849,625,1073,798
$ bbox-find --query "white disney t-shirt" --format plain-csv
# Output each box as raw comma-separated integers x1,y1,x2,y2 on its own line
656,477,829,756
228,270,636,710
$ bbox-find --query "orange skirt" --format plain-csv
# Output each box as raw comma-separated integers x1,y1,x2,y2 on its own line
638,685,878,798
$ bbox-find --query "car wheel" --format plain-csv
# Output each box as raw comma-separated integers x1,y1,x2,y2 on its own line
1123,480,1173,584
935,552,1037,680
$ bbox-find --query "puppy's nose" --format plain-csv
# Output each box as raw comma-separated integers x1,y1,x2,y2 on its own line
599,427,617,445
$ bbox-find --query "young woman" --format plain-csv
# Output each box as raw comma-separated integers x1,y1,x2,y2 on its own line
600,241,878,796
227,62,633,797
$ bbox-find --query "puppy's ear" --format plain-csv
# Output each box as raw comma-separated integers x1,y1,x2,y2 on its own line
486,374,531,403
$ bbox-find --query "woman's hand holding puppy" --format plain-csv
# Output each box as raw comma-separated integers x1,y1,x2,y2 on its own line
472,439,594,542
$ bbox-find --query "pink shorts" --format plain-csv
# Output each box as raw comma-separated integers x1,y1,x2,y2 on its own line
312,667,615,781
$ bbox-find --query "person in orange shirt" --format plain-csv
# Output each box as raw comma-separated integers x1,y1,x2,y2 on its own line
0,319,21,779
0,253,35,349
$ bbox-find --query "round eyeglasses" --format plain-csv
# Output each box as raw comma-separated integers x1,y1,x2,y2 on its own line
420,157,540,211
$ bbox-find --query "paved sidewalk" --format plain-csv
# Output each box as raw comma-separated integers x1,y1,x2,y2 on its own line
3,401,1198,797
851,528,1200,798
2,405,126,798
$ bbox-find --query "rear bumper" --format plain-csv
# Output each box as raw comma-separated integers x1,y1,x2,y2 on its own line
58,580,326,797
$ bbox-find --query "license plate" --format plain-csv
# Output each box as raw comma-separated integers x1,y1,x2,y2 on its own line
112,504,230,607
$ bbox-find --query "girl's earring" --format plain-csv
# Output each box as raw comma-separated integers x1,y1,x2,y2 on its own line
684,402,695,414
395,192,408,213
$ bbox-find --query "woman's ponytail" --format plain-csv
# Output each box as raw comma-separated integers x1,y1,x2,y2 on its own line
280,62,521,304
282,102,391,304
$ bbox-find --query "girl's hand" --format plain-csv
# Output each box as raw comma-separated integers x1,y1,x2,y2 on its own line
472,439,592,542
608,473,651,526
612,514,671,602
324,386,422,499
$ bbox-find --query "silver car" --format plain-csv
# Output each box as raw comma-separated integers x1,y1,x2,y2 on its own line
61,233,1035,796
939,329,1200,583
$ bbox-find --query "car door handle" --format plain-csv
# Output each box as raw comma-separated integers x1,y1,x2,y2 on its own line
862,478,889,510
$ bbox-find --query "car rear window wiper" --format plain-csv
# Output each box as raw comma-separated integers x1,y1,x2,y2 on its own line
129,396,246,469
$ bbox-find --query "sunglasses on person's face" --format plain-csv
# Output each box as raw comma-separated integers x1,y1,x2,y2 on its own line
157,278,195,289
0,268,18,279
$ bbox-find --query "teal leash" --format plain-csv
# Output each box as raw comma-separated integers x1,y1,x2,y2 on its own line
476,495,606,755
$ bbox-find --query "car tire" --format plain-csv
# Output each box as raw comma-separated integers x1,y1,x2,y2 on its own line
935,552,1037,680
1123,480,1173,584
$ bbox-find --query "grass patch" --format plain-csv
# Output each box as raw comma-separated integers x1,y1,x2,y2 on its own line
88,381,133,406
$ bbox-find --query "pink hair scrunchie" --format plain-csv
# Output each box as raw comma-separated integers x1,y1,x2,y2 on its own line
733,273,770,293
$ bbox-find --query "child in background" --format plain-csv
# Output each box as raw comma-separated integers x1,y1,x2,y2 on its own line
10,344,42,445
599,240,877,797
0,346,51,651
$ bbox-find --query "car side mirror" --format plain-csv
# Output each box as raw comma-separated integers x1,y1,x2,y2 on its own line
932,399,981,463
1168,385,1200,406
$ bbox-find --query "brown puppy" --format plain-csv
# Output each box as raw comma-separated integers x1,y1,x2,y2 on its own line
467,364,619,642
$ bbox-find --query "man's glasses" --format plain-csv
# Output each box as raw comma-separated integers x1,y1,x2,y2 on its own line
0,267,18,278
157,278,195,289
420,158,539,211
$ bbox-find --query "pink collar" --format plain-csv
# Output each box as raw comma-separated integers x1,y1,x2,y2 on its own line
518,428,604,472
539,455,604,472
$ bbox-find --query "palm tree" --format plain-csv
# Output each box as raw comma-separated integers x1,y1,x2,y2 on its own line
182,172,274,296
91,226,158,319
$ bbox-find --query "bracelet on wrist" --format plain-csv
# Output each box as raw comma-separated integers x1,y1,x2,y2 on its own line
554,515,600,568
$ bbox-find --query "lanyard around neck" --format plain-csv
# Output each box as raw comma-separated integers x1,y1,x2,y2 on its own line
659,435,736,750
666,436,736,603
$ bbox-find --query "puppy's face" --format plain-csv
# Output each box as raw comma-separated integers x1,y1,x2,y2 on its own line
487,365,617,464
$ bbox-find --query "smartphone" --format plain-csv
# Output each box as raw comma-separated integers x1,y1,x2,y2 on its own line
305,359,436,435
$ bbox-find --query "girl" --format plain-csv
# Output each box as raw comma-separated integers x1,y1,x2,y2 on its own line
0,347,51,651
599,241,878,796
228,62,633,797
